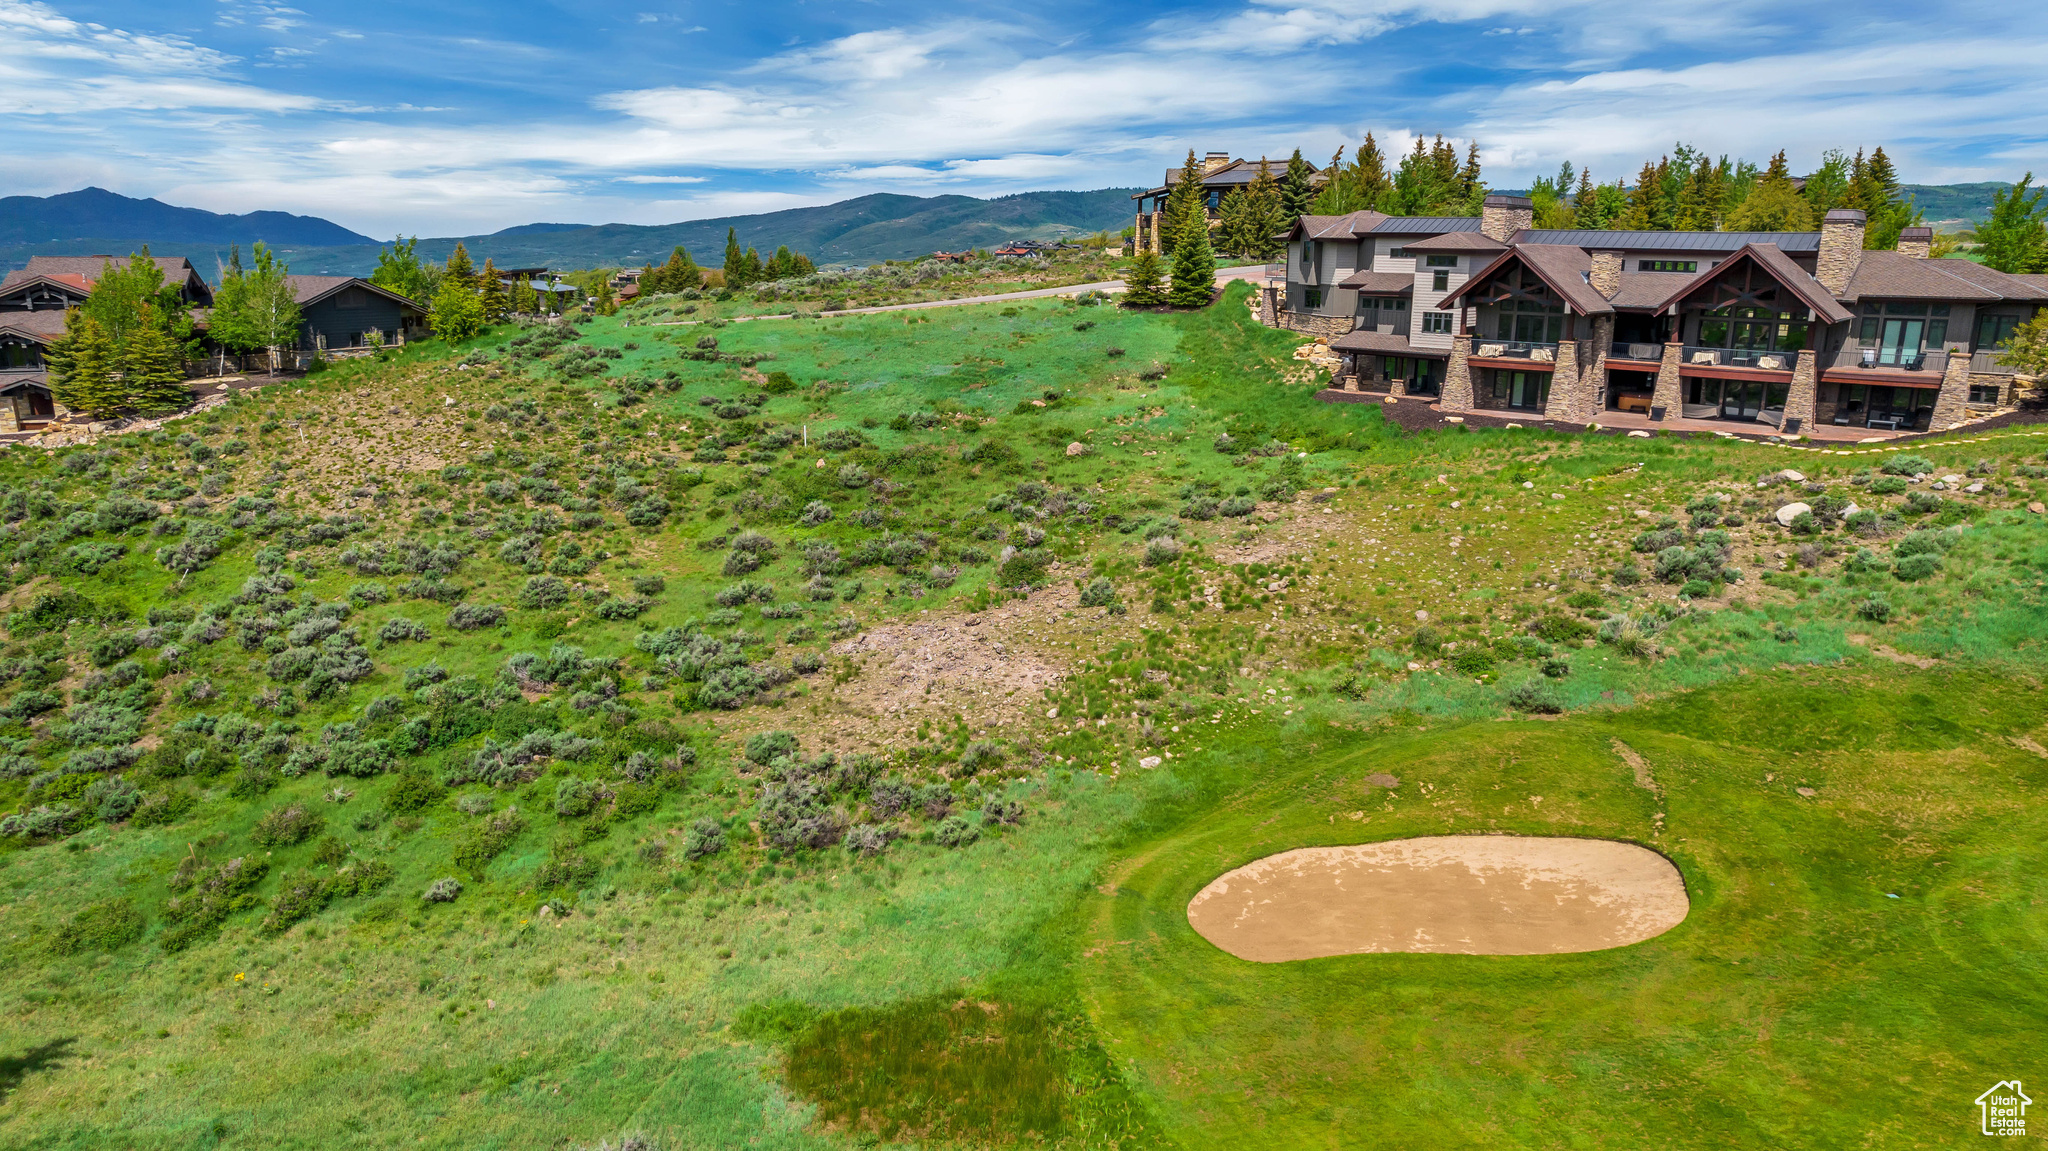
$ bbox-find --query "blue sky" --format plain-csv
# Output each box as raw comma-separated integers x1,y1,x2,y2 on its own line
4,0,2043,238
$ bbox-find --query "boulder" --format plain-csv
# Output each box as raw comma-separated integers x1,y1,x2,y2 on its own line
1064,441,1089,457
1775,502,1812,526
2029,502,2046,514
1965,482,1985,493
1627,430,1653,438
1777,469,1805,483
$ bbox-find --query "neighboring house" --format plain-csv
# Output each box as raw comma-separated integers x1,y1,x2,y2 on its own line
285,276,428,352
0,254,215,432
1279,195,2045,432
1131,152,1317,254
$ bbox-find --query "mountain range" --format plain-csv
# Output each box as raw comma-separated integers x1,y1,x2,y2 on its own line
0,188,1144,280
0,182,2015,282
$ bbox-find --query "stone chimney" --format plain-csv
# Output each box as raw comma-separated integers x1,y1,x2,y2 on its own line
1589,250,1624,299
1203,151,1232,174
1896,226,1933,259
1481,194,1533,243
1817,208,1867,295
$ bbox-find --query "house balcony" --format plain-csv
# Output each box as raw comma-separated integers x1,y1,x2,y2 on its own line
1609,341,1666,365
1679,346,1801,373
1469,340,1559,368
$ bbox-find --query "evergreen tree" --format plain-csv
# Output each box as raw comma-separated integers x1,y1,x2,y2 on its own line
1616,161,1668,230
592,277,619,317
1161,150,1208,255
429,273,486,343
1167,213,1217,308
443,242,477,288
1120,249,1168,307
1856,147,1921,250
511,277,538,316
1457,140,1485,214
1279,149,1318,221
1975,173,2047,274
1242,159,1288,260
1802,150,1851,216
1570,168,1598,226
737,247,763,287
1725,153,1816,232
1309,147,1356,214
47,310,120,418
1675,161,1726,230
722,228,748,288
1350,132,1391,212
478,259,510,323
371,236,436,302
645,245,701,295
1216,187,1253,257
120,305,190,412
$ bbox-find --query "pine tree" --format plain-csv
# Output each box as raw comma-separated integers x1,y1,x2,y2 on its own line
1726,153,1816,232
738,247,763,287
121,305,190,412
48,310,120,418
1571,168,1598,226
1167,213,1217,308
1309,147,1354,215
1802,150,1851,216
722,228,748,288
1857,146,1921,250
478,259,509,323
1161,150,1208,255
1279,149,1317,222
1216,187,1252,257
511,277,538,316
1350,133,1391,212
1120,249,1167,307
1617,161,1664,230
1676,162,1726,230
646,245,701,295
444,242,477,288
1242,159,1288,260
1457,141,1485,213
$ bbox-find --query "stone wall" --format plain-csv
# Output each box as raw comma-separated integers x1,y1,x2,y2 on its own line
1816,209,1867,295
1442,334,1475,411
1782,349,1819,431
1929,346,1973,428
1274,310,1356,340
1650,343,1684,417
1589,252,1623,299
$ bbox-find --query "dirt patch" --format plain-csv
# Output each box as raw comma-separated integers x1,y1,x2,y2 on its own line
1610,738,1661,797
1845,634,1939,669
1186,836,1688,961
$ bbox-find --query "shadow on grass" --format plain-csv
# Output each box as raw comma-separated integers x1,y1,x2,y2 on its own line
0,1036,76,1103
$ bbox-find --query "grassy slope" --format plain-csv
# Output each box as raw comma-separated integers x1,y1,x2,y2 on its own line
0,286,2042,1147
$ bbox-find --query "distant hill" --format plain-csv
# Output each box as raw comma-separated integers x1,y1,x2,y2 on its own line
1,188,1145,279
1899,183,2014,229
0,187,378,250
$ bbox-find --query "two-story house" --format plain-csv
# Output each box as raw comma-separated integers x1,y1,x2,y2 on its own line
1280,196,2044,433
0,255,214,432
1130,152,1319,254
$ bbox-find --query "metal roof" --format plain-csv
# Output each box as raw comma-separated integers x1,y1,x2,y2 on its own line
1372,217,1483,234
1514,230,1822,252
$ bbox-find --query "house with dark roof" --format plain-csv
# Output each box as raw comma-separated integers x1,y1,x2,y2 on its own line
0,255,215,432
1130,152,1317,254
285,275,427,353
1280,196,2044,432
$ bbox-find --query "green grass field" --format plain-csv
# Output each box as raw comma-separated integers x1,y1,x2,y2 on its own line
0,284,2042,1147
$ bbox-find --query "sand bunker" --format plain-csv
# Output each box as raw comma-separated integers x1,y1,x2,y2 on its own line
1187,836,1687,961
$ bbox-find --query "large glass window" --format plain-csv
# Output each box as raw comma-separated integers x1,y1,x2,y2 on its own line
1858,301,1947,351
1700,305,1808,353
1495,300,1563,343
0,343,40,369
1977,312,2022,350
1420,311,1455,334
1491,370,1550,410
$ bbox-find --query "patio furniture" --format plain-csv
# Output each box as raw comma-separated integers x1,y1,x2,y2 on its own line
1859,347,1878,368
1690,350,1720,365
1757,355,1784,370
1529,346,1554,362
1477,344,1506,357
1627,343,1660,360
1866,416,1902,430
1615,394,1651,413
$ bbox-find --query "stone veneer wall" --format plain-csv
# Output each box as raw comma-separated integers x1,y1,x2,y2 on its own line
1541,342,1580,422
1929,347,1974,428
1650,343,1684,417
1274,311,1357,339
1782,349,1819,431
1815,210,1867,296
1441,334,1475,410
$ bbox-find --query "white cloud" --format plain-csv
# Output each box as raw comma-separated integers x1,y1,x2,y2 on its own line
616,174,709,184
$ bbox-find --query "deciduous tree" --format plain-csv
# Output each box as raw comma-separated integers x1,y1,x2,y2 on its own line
371,236,437,303
429,273,485,343
1976,173,2047,274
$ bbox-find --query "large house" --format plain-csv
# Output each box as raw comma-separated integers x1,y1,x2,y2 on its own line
1280,196,2045,433
1131,152,1317,254
0,255,215,432
284,275,427,352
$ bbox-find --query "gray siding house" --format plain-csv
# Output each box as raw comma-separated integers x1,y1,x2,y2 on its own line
287,276,428,352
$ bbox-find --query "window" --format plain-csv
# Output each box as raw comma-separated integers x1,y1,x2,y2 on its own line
1637,260,1698,273
1424,255,1458,268
1700,305,1809,353
1303,289,1323,309
1300,241,1318,282
1420,311,1455,334
1431,270,1450,292
1977,312,2022,350
1387,247,1409,259
1969,383,2004,405
1382,297,1409,312
1495,298,1564,344
0,343,39,369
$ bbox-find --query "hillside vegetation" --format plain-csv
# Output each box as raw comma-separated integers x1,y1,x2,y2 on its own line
0,285,2043,1147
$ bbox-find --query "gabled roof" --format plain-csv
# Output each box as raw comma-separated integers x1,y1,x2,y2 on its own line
0,273,94,301
1650,243,1853,323
1403,231,1506,254
1135,157,1312,198
1607,272,1687,310
1285,211,1387,241
1336,271,1414,294
1511,229,1824,253
285,275,425,311
0,310,70,342
6,255,210,300
1441,244,1612,316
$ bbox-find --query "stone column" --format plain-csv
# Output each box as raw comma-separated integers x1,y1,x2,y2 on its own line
1929,345,1973,429
1543,340,1580,422
1584,314,1615,420
0,400,18,434
1650,342,1684,419
1442,334,1475,411
1388,370,1408,398
1782,348,1818,433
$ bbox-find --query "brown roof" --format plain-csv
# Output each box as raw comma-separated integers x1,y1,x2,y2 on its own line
2012,273,2048,295
1884,256,2048,302
1285,211,1387,241
1442,245,1612,316
285,275,425,311
0,311,70,342
1607,272,1685,310
1841,250,2003,303
1336,270,1414,294
6,255,205,292
1402,231,1507,254
1648,244,1853,324
1330,329,1446,357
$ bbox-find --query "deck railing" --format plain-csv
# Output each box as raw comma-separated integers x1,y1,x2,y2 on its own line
1610,341,1666,363
1471,340,1559,362
1681,346,1799,372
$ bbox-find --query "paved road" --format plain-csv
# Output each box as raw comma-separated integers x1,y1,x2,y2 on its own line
643,264,1279,326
